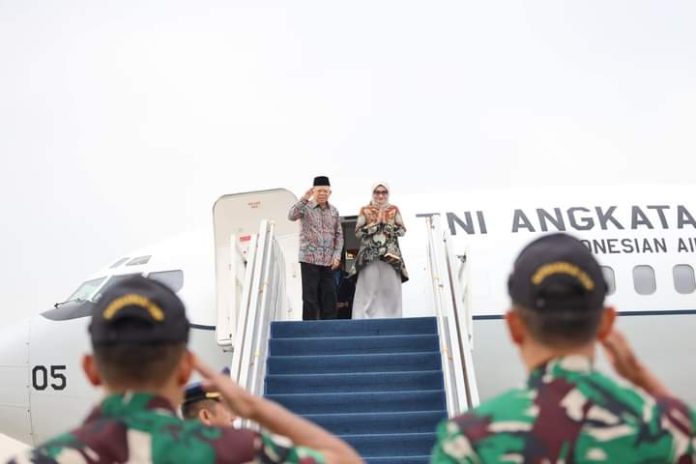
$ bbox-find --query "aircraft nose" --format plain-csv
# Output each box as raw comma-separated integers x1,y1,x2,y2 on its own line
0,318,32,444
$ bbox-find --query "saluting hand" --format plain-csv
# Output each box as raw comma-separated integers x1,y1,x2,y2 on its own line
192,354,256,419
601,329,671,397
193,354,363,464
302,187,314,202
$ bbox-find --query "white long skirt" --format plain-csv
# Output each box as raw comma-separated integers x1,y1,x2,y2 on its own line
353,259,402,319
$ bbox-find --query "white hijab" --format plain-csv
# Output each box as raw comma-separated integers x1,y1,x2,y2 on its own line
370,182,390,208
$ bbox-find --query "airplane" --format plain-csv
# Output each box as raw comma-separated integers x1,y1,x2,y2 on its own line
0,184,695,447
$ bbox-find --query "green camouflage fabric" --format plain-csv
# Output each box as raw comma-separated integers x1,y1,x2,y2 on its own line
432,355,696,463
9,392,325,464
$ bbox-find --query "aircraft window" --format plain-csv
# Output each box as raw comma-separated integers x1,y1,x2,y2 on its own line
126,255,151,266
633,265,656,295
673,265,696,294
110,257,130,268
42,273,141,321
65,277,107,303
601,266,616,295
148,270,184,293
92,274,141,301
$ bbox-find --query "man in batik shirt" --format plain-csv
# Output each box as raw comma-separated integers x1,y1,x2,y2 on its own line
432,233,696,463
9,276,360,464
289,175,344,320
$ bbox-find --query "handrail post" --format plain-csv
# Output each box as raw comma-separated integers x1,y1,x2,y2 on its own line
427,215,479,415
443,232,479,408
425,215,459,416
228,219,289,429
229,232,260,385
236,221,269,395
248,221,277,397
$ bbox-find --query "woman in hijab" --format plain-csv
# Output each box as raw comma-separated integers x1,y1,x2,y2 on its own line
351,182,408,319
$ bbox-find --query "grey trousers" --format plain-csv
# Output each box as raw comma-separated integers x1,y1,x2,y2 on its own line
353,259,402,319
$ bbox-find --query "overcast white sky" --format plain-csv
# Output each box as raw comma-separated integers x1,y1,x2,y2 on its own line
1,1,696,323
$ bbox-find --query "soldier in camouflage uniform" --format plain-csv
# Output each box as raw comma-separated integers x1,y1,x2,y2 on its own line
9,276,361,464
432,233,696,463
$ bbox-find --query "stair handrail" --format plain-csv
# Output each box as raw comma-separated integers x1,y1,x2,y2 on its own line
442,226,480,409
246,238,286,398
229,229,263,385
229,220,288,428
425,215,478,415
424,215,465,415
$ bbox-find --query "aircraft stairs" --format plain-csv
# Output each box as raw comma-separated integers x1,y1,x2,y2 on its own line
266,317,444,463
216,211,479,463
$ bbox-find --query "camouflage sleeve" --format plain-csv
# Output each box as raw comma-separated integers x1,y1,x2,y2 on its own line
258,431,326,464
431,419,479,464
7,453,61,464
8,433,84,464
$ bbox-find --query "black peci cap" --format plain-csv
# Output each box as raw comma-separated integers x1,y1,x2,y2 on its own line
313,176,330,187
508,233,607,312
89,275,189,345
183,382,221,406
183,367,230,407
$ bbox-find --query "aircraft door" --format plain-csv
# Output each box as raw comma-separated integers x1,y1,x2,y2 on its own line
213,189,301,346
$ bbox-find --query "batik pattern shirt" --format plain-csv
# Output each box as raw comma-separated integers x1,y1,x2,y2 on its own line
432,355,696,463
288,200,343,267
9,393,325,464
351,205,408,282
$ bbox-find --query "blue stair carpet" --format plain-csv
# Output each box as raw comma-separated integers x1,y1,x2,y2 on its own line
265,317,447,463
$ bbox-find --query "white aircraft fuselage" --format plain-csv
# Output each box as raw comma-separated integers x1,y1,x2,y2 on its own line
0,185,694,446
